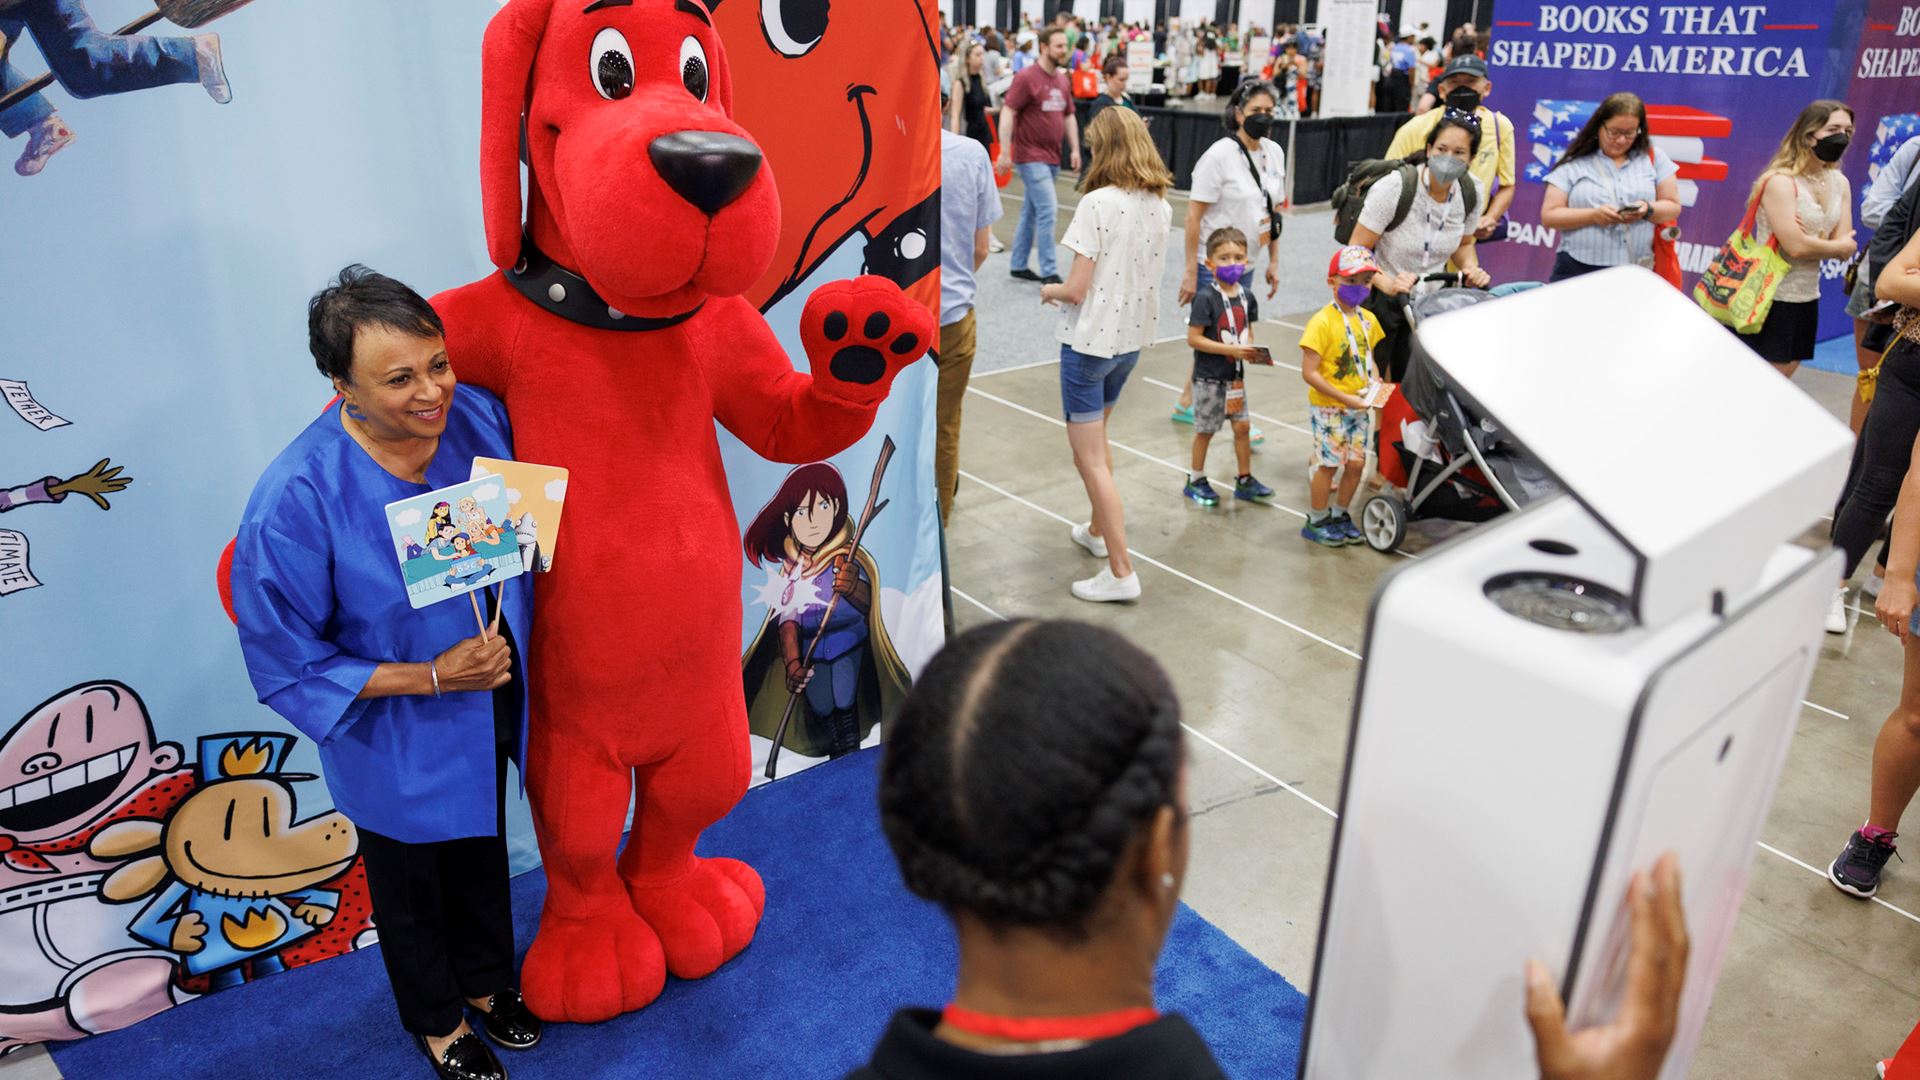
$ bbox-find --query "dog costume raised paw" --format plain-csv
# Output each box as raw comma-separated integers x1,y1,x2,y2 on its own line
431,0,933,1024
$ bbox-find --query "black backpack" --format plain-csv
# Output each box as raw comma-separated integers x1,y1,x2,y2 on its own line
1331,159,1475,245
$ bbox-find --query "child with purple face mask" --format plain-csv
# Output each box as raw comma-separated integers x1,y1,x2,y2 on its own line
1183,228,1272,506
1297,245,1389,546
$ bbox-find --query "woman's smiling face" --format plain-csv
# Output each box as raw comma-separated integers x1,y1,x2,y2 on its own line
337,324,455,442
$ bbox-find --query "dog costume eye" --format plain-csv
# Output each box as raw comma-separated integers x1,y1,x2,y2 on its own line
679,36,709,102
590,27,635,100
761,0,828,57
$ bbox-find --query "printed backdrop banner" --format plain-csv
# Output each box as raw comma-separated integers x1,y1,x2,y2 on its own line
0,0,941,1053
1480,0,1890,340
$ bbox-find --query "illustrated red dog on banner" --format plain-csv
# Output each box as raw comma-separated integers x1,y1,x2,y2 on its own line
713,0,942,319
431,0,933,1023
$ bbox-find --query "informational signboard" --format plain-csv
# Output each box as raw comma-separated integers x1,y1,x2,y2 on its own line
1318,0,1379,117
1128,39,1155,91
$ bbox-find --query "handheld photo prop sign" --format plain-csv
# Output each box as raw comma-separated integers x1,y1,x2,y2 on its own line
383,477,522,609
469,457,568,573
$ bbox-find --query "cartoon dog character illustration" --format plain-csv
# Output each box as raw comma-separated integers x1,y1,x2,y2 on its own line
713,0,943,316
88,734,358,991
0,682,192,1050
430,0,934,1022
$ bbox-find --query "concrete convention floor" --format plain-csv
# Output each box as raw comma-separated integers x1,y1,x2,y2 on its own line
958,171,1918,1078
4,176,1910,1080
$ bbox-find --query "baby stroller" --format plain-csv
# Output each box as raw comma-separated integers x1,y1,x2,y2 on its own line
1359,276,1555,553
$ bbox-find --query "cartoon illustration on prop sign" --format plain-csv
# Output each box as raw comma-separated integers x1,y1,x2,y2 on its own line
0,0,251,178
427,0,934,1022
90,733,359,991
384,476,523,608
742,442,910,777
0,683,373,1051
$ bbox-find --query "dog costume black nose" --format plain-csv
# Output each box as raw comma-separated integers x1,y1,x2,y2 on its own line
648,131,763,215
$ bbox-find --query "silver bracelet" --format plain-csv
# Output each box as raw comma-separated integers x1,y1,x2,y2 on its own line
430,661,442,697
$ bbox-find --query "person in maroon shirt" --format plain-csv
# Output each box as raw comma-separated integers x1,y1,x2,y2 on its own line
996,27,1079,285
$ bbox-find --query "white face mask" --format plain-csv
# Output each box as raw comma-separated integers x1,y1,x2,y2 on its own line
1428,155,1469,185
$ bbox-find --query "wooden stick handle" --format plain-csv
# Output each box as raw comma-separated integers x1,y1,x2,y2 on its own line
470,592,490,640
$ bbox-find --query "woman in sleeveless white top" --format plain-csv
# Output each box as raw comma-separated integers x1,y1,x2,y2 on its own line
1739,102,1858,377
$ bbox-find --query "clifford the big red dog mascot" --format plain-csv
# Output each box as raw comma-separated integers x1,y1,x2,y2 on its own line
430,0,934,1022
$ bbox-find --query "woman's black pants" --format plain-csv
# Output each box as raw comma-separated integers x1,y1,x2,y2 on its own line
358,676,518,1038
1833,337,1920,578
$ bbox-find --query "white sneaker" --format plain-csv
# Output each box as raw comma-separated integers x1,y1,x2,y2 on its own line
1071,567,1140,603
1826,586,1849,635
1071,521,1108,558
989,236,1006,254
1864,571,1886,599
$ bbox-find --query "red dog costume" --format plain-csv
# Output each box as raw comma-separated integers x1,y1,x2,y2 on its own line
430,0,933,1022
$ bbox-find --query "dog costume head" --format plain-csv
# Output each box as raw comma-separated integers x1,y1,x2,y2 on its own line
483,0,782,319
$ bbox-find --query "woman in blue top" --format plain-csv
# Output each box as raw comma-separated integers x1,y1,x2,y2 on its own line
232,267,540,1080
1539,93,1682,282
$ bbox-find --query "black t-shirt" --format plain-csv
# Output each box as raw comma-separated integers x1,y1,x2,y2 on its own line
1189,284,1256,382
844,1009,1229,1080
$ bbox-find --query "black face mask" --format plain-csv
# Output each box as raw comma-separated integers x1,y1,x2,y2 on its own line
1444,86,1482,113
1241,112,1274,139
1813,132,1850,163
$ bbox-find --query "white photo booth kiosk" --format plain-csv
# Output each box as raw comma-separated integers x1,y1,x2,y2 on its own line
1299,268,1854,1079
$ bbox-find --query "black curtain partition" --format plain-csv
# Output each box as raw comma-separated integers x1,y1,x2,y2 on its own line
1068,102,1403,203
996,0,1018,29
953,0,979,27
1100,0,1122,20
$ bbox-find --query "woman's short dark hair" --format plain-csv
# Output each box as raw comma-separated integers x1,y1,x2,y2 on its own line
1222,78,1278,133
1101,53,1127,78
307,264,446,383
879,620,1183,939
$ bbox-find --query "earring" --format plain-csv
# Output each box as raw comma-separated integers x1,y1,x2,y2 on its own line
344,401,367,421
1161,873,1175,890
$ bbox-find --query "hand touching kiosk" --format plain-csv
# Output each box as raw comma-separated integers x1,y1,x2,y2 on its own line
1300,268,1853,1079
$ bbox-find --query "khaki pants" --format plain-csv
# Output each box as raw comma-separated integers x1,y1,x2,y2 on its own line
936,311,977,524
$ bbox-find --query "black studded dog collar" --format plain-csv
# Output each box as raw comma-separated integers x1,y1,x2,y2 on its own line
506,238,703,332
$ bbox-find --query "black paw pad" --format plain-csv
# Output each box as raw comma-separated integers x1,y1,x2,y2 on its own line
829,346,886,385
823,311,849,341
888,333,920,356
864,311,890,338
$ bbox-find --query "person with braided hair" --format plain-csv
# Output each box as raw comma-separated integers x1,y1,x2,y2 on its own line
853,619,1214,1078
849,619,1693,1080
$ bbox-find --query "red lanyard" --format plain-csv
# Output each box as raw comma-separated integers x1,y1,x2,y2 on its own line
940,1004,1160,1043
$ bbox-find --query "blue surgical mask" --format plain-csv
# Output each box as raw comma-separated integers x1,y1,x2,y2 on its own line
1336,283,1371,307
1213,263,1247,285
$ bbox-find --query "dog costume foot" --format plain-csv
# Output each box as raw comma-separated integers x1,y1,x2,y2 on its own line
520,906,665,1022
626,856,765,980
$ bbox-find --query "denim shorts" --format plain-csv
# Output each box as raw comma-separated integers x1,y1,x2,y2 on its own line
1059,344,1140,423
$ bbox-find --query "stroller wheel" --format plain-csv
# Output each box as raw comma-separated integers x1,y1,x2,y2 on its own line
1361,495,1409,553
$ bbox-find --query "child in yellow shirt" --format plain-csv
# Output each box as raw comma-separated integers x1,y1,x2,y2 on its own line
1298,246,1388,546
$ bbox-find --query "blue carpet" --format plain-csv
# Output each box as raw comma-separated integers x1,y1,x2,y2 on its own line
49,754,1306,1079
1806,332,1858,375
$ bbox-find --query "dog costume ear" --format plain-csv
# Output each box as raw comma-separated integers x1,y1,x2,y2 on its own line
481,0,552,270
